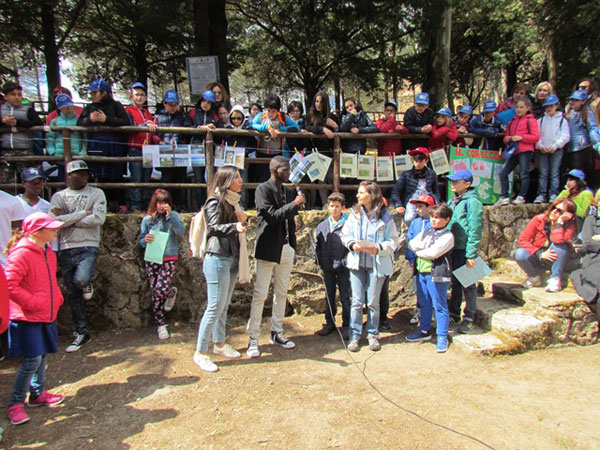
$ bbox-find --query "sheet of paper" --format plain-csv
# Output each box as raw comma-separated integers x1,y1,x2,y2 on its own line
357,154,375,180
430,149,451,175
340,153,358,178
144,230,170,264
452,256,492,288
394,154,413,178
376,156,394,181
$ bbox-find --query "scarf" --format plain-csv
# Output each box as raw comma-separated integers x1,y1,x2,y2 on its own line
223,189,251,283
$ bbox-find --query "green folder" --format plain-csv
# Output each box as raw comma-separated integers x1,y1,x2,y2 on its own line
144,230,170,264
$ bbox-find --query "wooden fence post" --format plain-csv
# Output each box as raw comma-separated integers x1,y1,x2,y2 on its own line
61,129,72,166
333,135,341,192
205,130,214,188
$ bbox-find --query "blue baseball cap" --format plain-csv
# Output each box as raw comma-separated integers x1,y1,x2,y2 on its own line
543,94,559,107
55,93,73,110
482,100,497,113
384,100,398,111
415,93,430,104
163,90,180,104
87,78,111,93
130,82,147,92
568,90,588,101
447,169,474,183
436,107,452,116
457,105,473,115
567,169,585,180
201,90,216,103
21,167,45,182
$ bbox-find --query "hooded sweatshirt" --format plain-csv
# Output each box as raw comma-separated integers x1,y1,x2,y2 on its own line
225,105,256,151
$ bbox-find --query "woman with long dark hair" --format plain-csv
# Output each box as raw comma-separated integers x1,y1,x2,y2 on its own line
514,198,577,292
341,181,398,352
194,166,249,372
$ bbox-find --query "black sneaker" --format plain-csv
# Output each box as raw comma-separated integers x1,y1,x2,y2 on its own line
269,331,295,349
379,319,392,331
458,320,475,334
317,323,336,336
65,332,91,353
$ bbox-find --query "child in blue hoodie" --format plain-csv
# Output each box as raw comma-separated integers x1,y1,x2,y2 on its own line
139,189,186,340
315,192,350,339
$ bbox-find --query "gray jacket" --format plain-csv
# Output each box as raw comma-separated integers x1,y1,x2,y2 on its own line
0,102,43,150
50,185,107,250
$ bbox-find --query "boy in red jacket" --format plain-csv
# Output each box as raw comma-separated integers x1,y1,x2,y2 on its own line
375,101,408,156
125,82,159,211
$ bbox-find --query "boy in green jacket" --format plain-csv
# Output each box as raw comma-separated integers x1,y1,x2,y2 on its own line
447,169,483,334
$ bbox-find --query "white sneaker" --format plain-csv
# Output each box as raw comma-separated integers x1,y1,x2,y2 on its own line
545,277,562,293
410,307,421,324
495,197,510,206
193,352,218,372
513,196,526,205
246,338,260,358
157,325,169,340
213,343,241,359
164,287,178,312
82,283,94,300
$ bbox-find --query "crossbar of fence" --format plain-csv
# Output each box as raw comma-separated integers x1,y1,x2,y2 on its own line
0,126,500,193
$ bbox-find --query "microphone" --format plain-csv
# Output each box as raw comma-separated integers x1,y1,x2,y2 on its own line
296,186,306,209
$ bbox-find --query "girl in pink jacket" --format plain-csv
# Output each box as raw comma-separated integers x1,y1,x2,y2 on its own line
4,212,65,426
496,98,540,206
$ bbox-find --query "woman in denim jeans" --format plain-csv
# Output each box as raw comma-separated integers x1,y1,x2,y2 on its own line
514,198,577,292
341,181,398,352
194,166,249,372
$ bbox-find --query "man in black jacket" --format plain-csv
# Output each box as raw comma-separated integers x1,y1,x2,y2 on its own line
246,156,305,358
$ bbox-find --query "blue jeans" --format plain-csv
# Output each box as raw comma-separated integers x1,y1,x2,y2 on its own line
349,269,384,339
322,269,351,327
449,249,477,322
57,247,99,334
128,147,152,210
417,273,450,337
536,149,563,200
514,244,569,279
10,354,47,405
499,151,533,198
196,254,238,352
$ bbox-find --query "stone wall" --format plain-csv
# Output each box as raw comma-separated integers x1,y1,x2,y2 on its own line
66,204,547,330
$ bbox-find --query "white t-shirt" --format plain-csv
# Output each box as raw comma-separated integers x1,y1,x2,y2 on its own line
0,191,26,267
17,195,57,251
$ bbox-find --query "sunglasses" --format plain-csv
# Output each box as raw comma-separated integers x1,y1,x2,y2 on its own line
553,208,565,214
231,116,244,121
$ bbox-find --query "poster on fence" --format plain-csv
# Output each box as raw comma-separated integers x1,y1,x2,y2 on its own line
190,145,205,167
144,144,192,168
393,154,413,178
357,154,375,180
289,152,310,184
304,151,325,182
340,152,357,178
215,145,245,170
376,156,394,181
142,145,159,168
447,145,509,205
430,149,451,175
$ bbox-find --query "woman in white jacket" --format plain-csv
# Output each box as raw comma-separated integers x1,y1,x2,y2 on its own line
535,94,571,203
341,181,398,352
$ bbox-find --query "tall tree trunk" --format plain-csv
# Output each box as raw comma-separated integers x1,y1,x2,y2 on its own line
423,0,452,110
208,0,229,90
134,36,149,89
334,76,341,111
505,61,519,98
547,42,558,89
193,0,210,55
41,0,61,109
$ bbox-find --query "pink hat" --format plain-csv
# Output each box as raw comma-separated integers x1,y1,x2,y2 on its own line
22,212,64,235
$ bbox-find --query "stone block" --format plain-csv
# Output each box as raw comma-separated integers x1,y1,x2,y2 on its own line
475,297,514,331
491,308,556,349
452,331,522,356
492,282,525,305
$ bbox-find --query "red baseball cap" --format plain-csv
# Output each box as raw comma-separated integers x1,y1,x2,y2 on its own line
409,147,430,158
409,194,435,206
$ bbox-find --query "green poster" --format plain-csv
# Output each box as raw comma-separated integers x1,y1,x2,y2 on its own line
447,146,511,205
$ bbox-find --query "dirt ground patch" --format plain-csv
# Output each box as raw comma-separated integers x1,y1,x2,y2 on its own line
1,310,599,449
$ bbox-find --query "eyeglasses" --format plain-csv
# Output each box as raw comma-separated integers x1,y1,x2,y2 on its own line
554,208,565,214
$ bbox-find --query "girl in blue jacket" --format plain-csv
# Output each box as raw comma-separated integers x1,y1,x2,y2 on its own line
341,181,398,352
139,189,186,340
